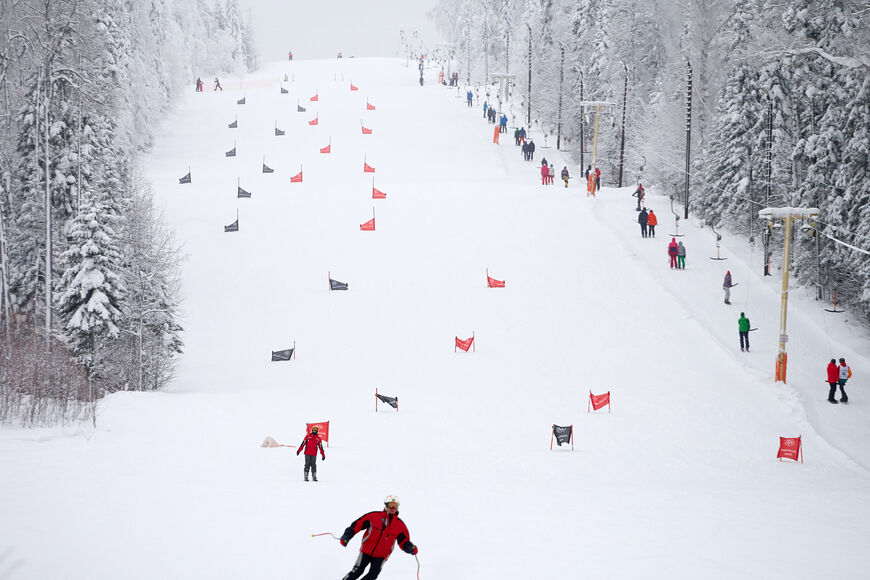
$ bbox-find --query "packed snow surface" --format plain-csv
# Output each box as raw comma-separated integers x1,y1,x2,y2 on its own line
2,58,870,579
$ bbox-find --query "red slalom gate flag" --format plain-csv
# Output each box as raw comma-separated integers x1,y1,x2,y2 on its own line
777,436,803,462
360,217,376,231
310,93,318,101
290,170,303,183
588,391,611,413
320,143,331,154
366,101,376,110
309,116,319,126
362,126,373,135
486,269,505,288
372,187,386,199
455,334,475,352
364,162,375,173
350,83,358,91
305,421,330,446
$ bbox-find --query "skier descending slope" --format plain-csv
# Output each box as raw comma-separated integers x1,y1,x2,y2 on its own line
296,426,325,481
340,495,418,579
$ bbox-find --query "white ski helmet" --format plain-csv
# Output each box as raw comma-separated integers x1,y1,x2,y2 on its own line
384,495,400,507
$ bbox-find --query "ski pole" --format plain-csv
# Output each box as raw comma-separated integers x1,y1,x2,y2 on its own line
415,554,421,580
312,532,340,541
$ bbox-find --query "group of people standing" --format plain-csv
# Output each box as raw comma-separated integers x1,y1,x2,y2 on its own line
826,358,852,404
638,208,658,238
194,77,221,91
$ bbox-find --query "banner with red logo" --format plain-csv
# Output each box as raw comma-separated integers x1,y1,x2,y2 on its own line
455,334,475,352
777,436,802,462
588,391,611,412
306,421,329,445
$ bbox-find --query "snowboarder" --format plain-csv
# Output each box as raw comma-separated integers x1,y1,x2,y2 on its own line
633,183,645,210
677,241,686,269
723,271,733,304
296,425,325,481
195,77,203,92
339,495,418,580
827,359,840,403
541,163,549,185
214,77,222,91
837,357,851,403
668,238,679,268
639,209,649,238
647,210,657,237
561,166,570,187
739,312,751,352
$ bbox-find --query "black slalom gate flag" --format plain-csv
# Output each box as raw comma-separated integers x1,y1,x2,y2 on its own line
228,119,238,128
329,278,348,291
179,172,191,184
225,147,236,157
553,425,572,446
271,348,294,361
376,393,398,409
237,186,251,198
275,127,285,136
297,105,306,112
237,97,246,105
280,87,289,94
262,164,274,174
224,219,239,232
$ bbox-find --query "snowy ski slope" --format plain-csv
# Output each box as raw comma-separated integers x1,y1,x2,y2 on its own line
2,57,870,580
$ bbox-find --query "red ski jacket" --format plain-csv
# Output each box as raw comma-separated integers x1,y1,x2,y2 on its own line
297,433,325,458
341,510,415,558
827,362,839,383
668,240,679,256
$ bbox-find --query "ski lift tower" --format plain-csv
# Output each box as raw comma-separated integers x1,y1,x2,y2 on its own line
488,73,516,118
576,100,615,175
398,26,419,65
435,42,457,80
758,206,819,383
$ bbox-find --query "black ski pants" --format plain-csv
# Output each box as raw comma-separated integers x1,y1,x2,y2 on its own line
343,552,385,580
828,382,839,402
739,331,749,350
303,454,317,478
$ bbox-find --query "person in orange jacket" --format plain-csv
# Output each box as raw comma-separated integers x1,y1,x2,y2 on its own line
647,209,658,237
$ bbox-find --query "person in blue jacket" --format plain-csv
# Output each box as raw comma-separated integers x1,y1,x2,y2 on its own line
466,90,473,107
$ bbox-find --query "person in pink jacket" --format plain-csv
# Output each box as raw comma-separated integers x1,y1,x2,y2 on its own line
668,238,679,269
541,163,549,185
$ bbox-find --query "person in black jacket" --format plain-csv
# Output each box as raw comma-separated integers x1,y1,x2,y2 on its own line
527,139,535,161
638,208,649,238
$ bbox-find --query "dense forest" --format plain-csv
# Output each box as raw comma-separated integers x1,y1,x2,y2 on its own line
0,0,255,425
429,0,870,319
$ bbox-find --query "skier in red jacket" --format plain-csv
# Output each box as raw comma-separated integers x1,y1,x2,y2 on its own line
668,238,679,269
296,425,325,481
339,495,418,579
826,359,840,404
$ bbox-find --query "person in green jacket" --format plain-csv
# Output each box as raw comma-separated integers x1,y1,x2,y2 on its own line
738,312,751,351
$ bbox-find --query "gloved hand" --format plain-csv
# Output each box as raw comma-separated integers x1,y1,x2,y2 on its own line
321,456,326,461
296,451,300,456
340,539,348,547
403,543,418,555
411,546,418,555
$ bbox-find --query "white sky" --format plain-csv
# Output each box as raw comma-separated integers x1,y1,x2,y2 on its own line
237,0,443,60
